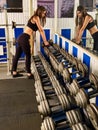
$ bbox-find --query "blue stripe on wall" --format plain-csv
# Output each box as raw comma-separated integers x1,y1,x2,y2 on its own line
40,29,50,55
59,37,62,48
72,46,78,57
82,30,86,47
61,29,71,40
65,41,69,52
0,28,7,62
0,28,5,37
83,53,90,71
54,34,57,44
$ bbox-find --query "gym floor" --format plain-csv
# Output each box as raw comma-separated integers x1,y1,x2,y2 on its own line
0,63,41,130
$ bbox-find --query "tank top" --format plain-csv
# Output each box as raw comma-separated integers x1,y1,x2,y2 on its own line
86,21,95,30
27,21,38,31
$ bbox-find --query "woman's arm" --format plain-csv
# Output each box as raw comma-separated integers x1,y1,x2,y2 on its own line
33,16,49,45
76,16,91,44
74,25,80,40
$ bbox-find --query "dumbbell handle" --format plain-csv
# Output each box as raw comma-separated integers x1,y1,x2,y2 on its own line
88,91,98,98
65,64,74,68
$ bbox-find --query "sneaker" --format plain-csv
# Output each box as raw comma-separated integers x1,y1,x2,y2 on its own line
12,73,23,78
27,74,34,79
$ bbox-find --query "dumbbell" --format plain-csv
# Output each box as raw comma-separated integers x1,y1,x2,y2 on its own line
53,43,61,51
41,108,83,130
86,103,98,130
58,56,77,73
60,49,78,67
49,54,58,71
68,73,98,95
37,91,81,116
48,39,54,46
38,96,64,116
72,123,91,130
75,88,98,108
35,82,63,103
62,62,88,83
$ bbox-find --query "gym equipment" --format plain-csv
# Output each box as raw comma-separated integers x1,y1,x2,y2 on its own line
0,21,24,29
86,103,98,130
68,73,98,95
41,108,84,130
75,88,98,108
37,92,79,116
62,61,88,83
72,123,91,130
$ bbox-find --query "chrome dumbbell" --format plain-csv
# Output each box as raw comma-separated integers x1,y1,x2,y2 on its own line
75,88,98,108
41,108,83,130
38,97,63,117
72,123,91,130
37,92,81,117
68,73,98,95
86,103,98,130
62,62,88,83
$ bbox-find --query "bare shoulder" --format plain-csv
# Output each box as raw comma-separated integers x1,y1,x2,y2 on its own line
33,16,40,22
85,15,92,21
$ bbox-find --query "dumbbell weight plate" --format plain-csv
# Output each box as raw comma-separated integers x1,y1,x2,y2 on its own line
63,68,71,82
41,119,49,130
47,117,55,130
44,117,52,130
66,109,83,125
69,79,80,95
78,62,87,77
44,47,50,55
86,103,98,130
72,57,79,69
58,62,64,73
35,80,43,90
58,94,71,110
89,73,98,89
68,55,75,64
60,48,69,58
41,117,55,130
53,44,60,50
33,71,40,81
72,123,91,130
36,90,46,103
75,89,89,108
38,100,50,116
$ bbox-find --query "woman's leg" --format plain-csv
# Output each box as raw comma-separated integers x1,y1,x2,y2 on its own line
12,43,23,72
92,32,98,51
21,40,31,74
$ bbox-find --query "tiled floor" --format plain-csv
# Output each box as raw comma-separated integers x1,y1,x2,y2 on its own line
0,62,27,79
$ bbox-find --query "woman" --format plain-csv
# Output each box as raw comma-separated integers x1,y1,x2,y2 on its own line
75,5,98,52
12,6,49,79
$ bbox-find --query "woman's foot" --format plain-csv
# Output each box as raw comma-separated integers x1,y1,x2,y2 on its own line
12,71,23,78
27,73,34,79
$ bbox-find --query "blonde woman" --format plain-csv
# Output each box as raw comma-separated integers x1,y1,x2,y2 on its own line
75,5,98,53
12,6,49,79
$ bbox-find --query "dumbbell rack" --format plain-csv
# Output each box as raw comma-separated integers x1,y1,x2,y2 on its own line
44,44,88,84
31,51,98,130
42,42,98,130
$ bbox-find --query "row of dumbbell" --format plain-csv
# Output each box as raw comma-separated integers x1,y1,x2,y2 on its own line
43,40,98,129
44,43,88,83
41,107,95,130
43,43,98,129
43,42,98,108
31,52,97,129
31,53,72,113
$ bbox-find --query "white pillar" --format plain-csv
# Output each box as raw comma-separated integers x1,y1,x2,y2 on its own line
54,0,58,33
4,7,11,75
